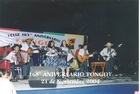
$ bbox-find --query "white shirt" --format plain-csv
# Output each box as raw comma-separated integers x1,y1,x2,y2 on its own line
78,49,93,57
100,47,117,60
20,42,39,53
0,78,17,94
5,51,16,63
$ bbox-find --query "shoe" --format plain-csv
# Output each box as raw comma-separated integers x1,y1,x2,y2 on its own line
23,76,28,80
11,78,18,82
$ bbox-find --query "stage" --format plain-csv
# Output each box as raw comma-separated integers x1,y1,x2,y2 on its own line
14,76,138,94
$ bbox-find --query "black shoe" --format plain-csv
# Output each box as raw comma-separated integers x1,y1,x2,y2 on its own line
23,76,28,80
11,78,18,82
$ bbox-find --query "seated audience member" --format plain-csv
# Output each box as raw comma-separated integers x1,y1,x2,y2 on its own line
0,68,17,94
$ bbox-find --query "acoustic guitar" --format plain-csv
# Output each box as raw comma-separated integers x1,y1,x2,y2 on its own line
20,48,35,64
77,51,97,63
27,47,34,54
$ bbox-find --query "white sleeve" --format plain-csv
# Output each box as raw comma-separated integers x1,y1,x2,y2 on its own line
86,50,89,54
78,49,83,56
89,54,93,57
0,79,17,94
20,43,28,51
10,82,17,94
5,52,13,61
87,50,93,57
100,48,106,57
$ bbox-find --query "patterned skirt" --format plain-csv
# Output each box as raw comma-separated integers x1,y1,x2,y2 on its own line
58,56,71,69
43,56,58,68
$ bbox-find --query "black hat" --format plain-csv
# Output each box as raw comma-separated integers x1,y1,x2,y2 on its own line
12,44,22,50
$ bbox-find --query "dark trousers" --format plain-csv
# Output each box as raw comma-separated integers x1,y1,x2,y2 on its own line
10,63,16,78
22,57,34,77
105,58,114,72
76,57,81,69
10,63,23,78
80,60,88,74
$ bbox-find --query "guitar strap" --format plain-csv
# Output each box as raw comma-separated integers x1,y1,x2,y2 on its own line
107,48,111,53
84,49,86,53
84,49,87,55
27,43,30,48
27,43,32,56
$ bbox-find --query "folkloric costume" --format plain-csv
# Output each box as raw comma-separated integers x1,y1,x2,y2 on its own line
43,47,59,68
58,47,71,69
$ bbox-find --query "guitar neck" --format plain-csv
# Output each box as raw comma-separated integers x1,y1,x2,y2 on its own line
68,49,76,57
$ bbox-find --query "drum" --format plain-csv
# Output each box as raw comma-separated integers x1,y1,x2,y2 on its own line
0,60,11,72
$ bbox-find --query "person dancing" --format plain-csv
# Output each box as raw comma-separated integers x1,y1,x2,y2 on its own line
43,40,59,67
58,40,71,79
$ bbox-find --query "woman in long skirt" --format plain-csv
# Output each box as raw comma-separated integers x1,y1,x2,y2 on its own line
43,40,58,68
58,40,71,78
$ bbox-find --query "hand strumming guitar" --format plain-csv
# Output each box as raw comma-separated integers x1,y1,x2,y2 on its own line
21,48,34,55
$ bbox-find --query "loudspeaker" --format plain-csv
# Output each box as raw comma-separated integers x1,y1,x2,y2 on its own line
28,66,57,88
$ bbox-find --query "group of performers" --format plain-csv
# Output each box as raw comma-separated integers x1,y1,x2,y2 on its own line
0,36,117,82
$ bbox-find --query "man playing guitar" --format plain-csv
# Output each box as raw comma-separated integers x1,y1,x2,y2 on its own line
100,42,117,72
20,36,39,79
78,44,93,76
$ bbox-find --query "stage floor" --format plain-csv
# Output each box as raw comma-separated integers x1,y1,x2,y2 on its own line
13,76,138,91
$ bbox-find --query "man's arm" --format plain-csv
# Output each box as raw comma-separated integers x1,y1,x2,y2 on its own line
20,43,28,53
100,48,105,57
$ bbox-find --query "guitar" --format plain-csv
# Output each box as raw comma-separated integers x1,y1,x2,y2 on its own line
77,51,97,63
103,43,122,61
21,47,39,63
21,47,41,55
27,47,34,54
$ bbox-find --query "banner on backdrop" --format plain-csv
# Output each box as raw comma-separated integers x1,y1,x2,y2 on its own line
0,30,84,52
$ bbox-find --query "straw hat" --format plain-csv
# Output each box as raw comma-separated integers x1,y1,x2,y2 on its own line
25,36,34,41
105,42,113,47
